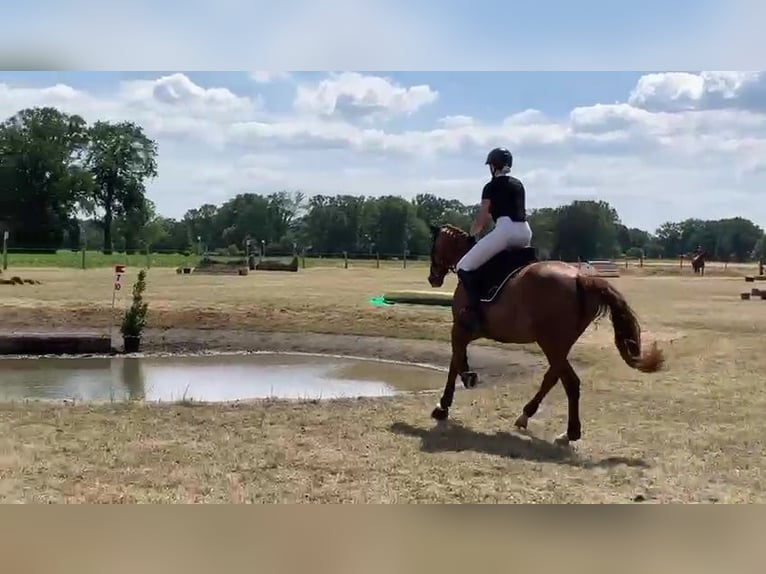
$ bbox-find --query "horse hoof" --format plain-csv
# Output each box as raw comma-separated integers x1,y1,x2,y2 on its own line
554,433,570,446
514,414,528,430
460,371,479,388
431,406,449,421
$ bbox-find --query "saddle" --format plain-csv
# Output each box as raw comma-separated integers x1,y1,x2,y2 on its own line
474,246,538,303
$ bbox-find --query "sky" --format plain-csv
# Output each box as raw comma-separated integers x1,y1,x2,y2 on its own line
3,0,765,70
1,1,765,233
2,70,765,233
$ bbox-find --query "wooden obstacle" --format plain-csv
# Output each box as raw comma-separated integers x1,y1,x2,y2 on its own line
0,276,42,285
582,260,620,278
382,290,453,306
255,257,299,272
189,257,249,276
0,331,112,355
740,289,766,300
745,276,766,282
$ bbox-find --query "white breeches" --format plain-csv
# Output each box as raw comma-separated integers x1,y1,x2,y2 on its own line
456,216,532,272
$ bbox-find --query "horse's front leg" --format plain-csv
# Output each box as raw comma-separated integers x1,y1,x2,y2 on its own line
459,351,479,389
431,324,470,421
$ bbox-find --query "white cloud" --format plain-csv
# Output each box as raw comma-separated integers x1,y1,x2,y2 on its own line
293,72,438,120
2,70,766,231
438,115,474,128
628,71,766,112
120,73,255,115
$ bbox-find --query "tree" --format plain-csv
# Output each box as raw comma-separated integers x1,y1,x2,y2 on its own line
85,121,158,254
0,107,92,249
267,190,306,241
183,204,219,248
655,221,683,258
527,207,559,259
754,233,766,262
712,217,763,262
552,200,621,261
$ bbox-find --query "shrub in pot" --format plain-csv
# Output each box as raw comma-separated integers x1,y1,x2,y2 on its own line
120,269,149,353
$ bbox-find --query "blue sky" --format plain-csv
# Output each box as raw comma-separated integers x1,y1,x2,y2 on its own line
2,0,763,70
1,70,766,233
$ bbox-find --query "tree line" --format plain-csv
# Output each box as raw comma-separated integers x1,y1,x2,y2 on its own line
1,106,765,262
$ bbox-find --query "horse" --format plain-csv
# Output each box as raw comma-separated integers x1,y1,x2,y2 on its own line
427,224,665,445
691,251,706,275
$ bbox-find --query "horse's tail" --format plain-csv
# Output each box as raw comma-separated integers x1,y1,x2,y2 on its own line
576,274,664,373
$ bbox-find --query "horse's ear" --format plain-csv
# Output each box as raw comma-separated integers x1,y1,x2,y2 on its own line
429,224,440,237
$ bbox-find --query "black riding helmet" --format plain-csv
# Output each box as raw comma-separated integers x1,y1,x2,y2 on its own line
485,147,513,170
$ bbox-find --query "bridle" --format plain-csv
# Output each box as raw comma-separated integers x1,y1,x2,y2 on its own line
430,226,475,276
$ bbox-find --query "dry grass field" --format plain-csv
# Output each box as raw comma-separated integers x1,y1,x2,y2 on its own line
0,261,764,503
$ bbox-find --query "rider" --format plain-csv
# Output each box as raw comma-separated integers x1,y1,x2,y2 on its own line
456,147,533,332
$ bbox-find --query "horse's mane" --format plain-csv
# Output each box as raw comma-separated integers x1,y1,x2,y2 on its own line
440,224,470,239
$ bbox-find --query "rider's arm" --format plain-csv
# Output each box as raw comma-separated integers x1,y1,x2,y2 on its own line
471,198,491,236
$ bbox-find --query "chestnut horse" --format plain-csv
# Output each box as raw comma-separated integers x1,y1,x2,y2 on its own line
427,224,665,445
691,251,706,275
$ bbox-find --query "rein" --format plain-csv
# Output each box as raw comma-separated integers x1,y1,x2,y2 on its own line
435,228,475,275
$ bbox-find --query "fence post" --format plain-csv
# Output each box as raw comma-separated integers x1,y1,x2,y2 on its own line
343,251,348,269
81,246,86,269
2,230,8,270
145,246,151,269
624,256,628,269
376,252,380,269
639,256,644,268
403,250,407,269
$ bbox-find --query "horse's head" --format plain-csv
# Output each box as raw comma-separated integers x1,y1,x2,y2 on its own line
428,224,474,287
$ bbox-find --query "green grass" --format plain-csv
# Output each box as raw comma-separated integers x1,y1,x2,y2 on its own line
4,250,757,274
1,250,430,270
3,250,199,269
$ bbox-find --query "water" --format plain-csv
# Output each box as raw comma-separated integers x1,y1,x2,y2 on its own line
0,352,447,403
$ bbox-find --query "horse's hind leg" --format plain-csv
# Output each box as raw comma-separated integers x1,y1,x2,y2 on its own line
514,365,560,430
514,338,573,431
459,352,479,389
554,360,582,445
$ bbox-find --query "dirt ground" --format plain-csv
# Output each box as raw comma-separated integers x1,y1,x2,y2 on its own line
0,265,764,503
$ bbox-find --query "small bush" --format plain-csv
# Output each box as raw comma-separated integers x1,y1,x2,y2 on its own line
120,269,149,338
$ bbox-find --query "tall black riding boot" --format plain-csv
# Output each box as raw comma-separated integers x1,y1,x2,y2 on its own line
456,269,482,334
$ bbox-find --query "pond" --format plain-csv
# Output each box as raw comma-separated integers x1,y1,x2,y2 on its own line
0,352,446,403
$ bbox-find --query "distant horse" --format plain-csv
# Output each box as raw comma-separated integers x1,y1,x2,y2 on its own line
427,224,665,445
691,251,706,275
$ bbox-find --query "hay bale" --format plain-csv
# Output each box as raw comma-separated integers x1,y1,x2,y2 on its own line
745,276,755,282
383,290,453,306
741,292,751,300
751,288,761,296
761,292,766,300
237,268,249,276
